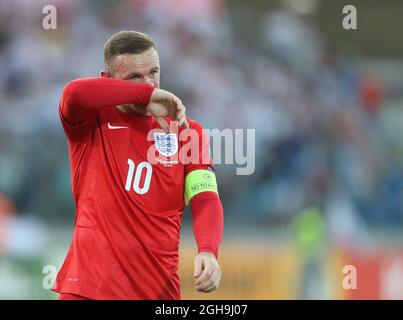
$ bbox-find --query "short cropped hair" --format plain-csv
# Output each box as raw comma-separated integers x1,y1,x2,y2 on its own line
103,31,156,71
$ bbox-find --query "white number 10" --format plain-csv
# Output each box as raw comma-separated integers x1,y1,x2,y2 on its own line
125,159,152,194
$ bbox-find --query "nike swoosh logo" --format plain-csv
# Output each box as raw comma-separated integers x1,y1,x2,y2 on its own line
108,122,129,129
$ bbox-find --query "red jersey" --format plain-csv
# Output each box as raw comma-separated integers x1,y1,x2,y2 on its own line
52,78,213,299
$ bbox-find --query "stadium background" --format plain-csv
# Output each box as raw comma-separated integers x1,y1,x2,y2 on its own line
1,0,403,299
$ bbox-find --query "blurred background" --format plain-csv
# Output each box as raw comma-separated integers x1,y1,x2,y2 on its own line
1,0,403,299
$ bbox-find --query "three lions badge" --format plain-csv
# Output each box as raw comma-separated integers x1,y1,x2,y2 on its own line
154,132,178,158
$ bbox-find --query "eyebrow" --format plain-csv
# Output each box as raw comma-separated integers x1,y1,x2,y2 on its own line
127,72,142,78
126,67,159,79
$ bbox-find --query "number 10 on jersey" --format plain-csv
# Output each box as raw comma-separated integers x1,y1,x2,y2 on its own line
125,159,153,194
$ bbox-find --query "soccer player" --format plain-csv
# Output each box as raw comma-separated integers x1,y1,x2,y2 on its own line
52,31,224,300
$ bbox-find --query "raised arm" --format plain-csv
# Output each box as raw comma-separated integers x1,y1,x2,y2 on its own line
59,77,189,141
60,77,155,125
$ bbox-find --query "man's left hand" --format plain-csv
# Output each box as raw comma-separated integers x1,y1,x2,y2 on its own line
194,252,222,293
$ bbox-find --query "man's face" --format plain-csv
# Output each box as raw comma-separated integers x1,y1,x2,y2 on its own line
107,47,160,88
110,48,160,88
102,47,160,114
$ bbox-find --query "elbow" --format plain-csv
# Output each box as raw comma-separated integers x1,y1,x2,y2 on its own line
63,79,80,100
59,79,90,122
61,79,84,109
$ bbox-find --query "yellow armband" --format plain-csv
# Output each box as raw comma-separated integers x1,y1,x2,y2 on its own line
184,169,219,205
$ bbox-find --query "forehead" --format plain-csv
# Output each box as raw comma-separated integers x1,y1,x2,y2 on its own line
111,47,160,74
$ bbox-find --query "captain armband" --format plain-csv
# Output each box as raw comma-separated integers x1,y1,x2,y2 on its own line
184,169,219,205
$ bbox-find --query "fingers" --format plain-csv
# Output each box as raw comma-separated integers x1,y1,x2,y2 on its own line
149,89,189,131
176,106,185,123
182,117,190,129
155,117,170,133
203,282,219,293
195,261,214,286
195,266,221,292
194,257,203,278
176,107,187,127
194,253,221,293
175,101,189,129
197,279,217,293
174,98,185,119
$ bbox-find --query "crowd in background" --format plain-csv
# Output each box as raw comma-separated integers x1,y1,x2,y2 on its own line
0,0,402,249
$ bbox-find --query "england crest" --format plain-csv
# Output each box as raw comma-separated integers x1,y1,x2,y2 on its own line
154,132,178,157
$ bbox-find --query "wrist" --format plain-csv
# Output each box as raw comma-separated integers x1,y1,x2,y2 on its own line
198,249,217,258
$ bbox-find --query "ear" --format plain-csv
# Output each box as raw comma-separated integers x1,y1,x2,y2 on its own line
100,70,110,78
